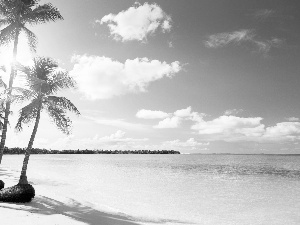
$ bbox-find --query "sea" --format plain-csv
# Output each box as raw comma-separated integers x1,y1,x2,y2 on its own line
1,154,300,225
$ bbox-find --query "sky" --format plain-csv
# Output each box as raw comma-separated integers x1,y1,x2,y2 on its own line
1,0,300,154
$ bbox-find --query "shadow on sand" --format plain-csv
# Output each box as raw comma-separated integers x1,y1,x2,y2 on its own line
1,168,193,225
0,195,141,225
0,195,194,225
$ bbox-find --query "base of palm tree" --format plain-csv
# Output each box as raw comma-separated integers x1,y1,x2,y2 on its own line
0,184,35,203
0,180,4,190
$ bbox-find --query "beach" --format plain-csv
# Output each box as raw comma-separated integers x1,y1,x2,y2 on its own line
1,154,300,225
0,166,142,225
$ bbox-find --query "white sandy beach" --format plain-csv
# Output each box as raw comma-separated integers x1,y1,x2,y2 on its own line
0,167,141,225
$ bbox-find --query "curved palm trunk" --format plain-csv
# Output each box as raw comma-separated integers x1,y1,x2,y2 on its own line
18,101,42,185
0,28,20,164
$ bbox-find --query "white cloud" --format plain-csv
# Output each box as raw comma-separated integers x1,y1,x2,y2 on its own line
205,29,282,54
162,138,209,149
70,55,181,100
263,122,300,141
99,2,172,42
124,138,209,152
48,130,148,150
192,116,265,141
136,106,205,129
205,29,254,48
192,115,300,142
286,117,299,122
136,109,169,119
224,109,243,116
254,9,275,19
174,106,192,117
154,116,181,129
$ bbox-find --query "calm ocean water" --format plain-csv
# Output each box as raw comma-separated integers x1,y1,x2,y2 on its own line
1,154,300,225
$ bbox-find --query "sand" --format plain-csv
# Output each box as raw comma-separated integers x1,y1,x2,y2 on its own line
0,168,141,225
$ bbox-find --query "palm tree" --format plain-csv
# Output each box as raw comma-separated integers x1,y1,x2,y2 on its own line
0,57,79,202
0,0,63,163
15,57,80,186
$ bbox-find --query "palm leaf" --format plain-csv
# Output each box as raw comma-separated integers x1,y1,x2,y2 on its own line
45,103,72,135
0,18,10,27
15,62,31,76
21,25,37,52
21,3,63,25
11,86,36,102
0,86,36,103
46,96,80,115
21,0,38,8
15,98,40,131
0,76,7,89
0,22,18,45
0,1,13,18
48,70,76,94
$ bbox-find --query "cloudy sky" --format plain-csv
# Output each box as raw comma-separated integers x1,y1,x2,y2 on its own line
1,0,300,153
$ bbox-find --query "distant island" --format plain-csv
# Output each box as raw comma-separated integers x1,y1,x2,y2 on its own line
3,147,180,155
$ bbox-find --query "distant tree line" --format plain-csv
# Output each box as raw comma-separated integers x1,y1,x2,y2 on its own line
3,147,180,155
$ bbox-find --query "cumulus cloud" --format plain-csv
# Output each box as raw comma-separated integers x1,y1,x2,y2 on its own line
192,116,265,141
192,115,300,142
136,109,169,119
162,138,209,149
154,116,181,129
137,106,300,143
263,122,300,141
205,29,282,54
98,2,172,42
286,117,299,122
70,55,181,100
136,106,205,129
174,106,193,117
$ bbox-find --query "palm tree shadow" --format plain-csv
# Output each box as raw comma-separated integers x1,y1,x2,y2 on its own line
0,195,194,225
1,195,140,225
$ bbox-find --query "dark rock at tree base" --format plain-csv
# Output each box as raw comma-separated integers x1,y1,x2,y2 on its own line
0,180,4,190
0,184,35,203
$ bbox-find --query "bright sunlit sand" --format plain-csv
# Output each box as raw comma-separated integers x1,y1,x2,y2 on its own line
0,167,140,225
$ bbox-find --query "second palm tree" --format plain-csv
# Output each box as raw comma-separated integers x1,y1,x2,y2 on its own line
0,57,80,202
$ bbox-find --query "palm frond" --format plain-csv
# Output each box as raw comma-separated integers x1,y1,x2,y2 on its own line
33,57,57,80
0,22,18,45
0,65,6,72
46,103,72,135
46,96,80,115
0,76,7,89
0,86,36,103
11,86,36,102
0,18,10,27
22,3,63,25
48,70,76,94
15,61,31,76
21,0,39,8
21,25,37,52
15,98,40,131
0,1,13,18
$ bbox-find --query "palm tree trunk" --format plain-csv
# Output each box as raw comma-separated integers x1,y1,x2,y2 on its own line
0,28,20,164
18,102,42,185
